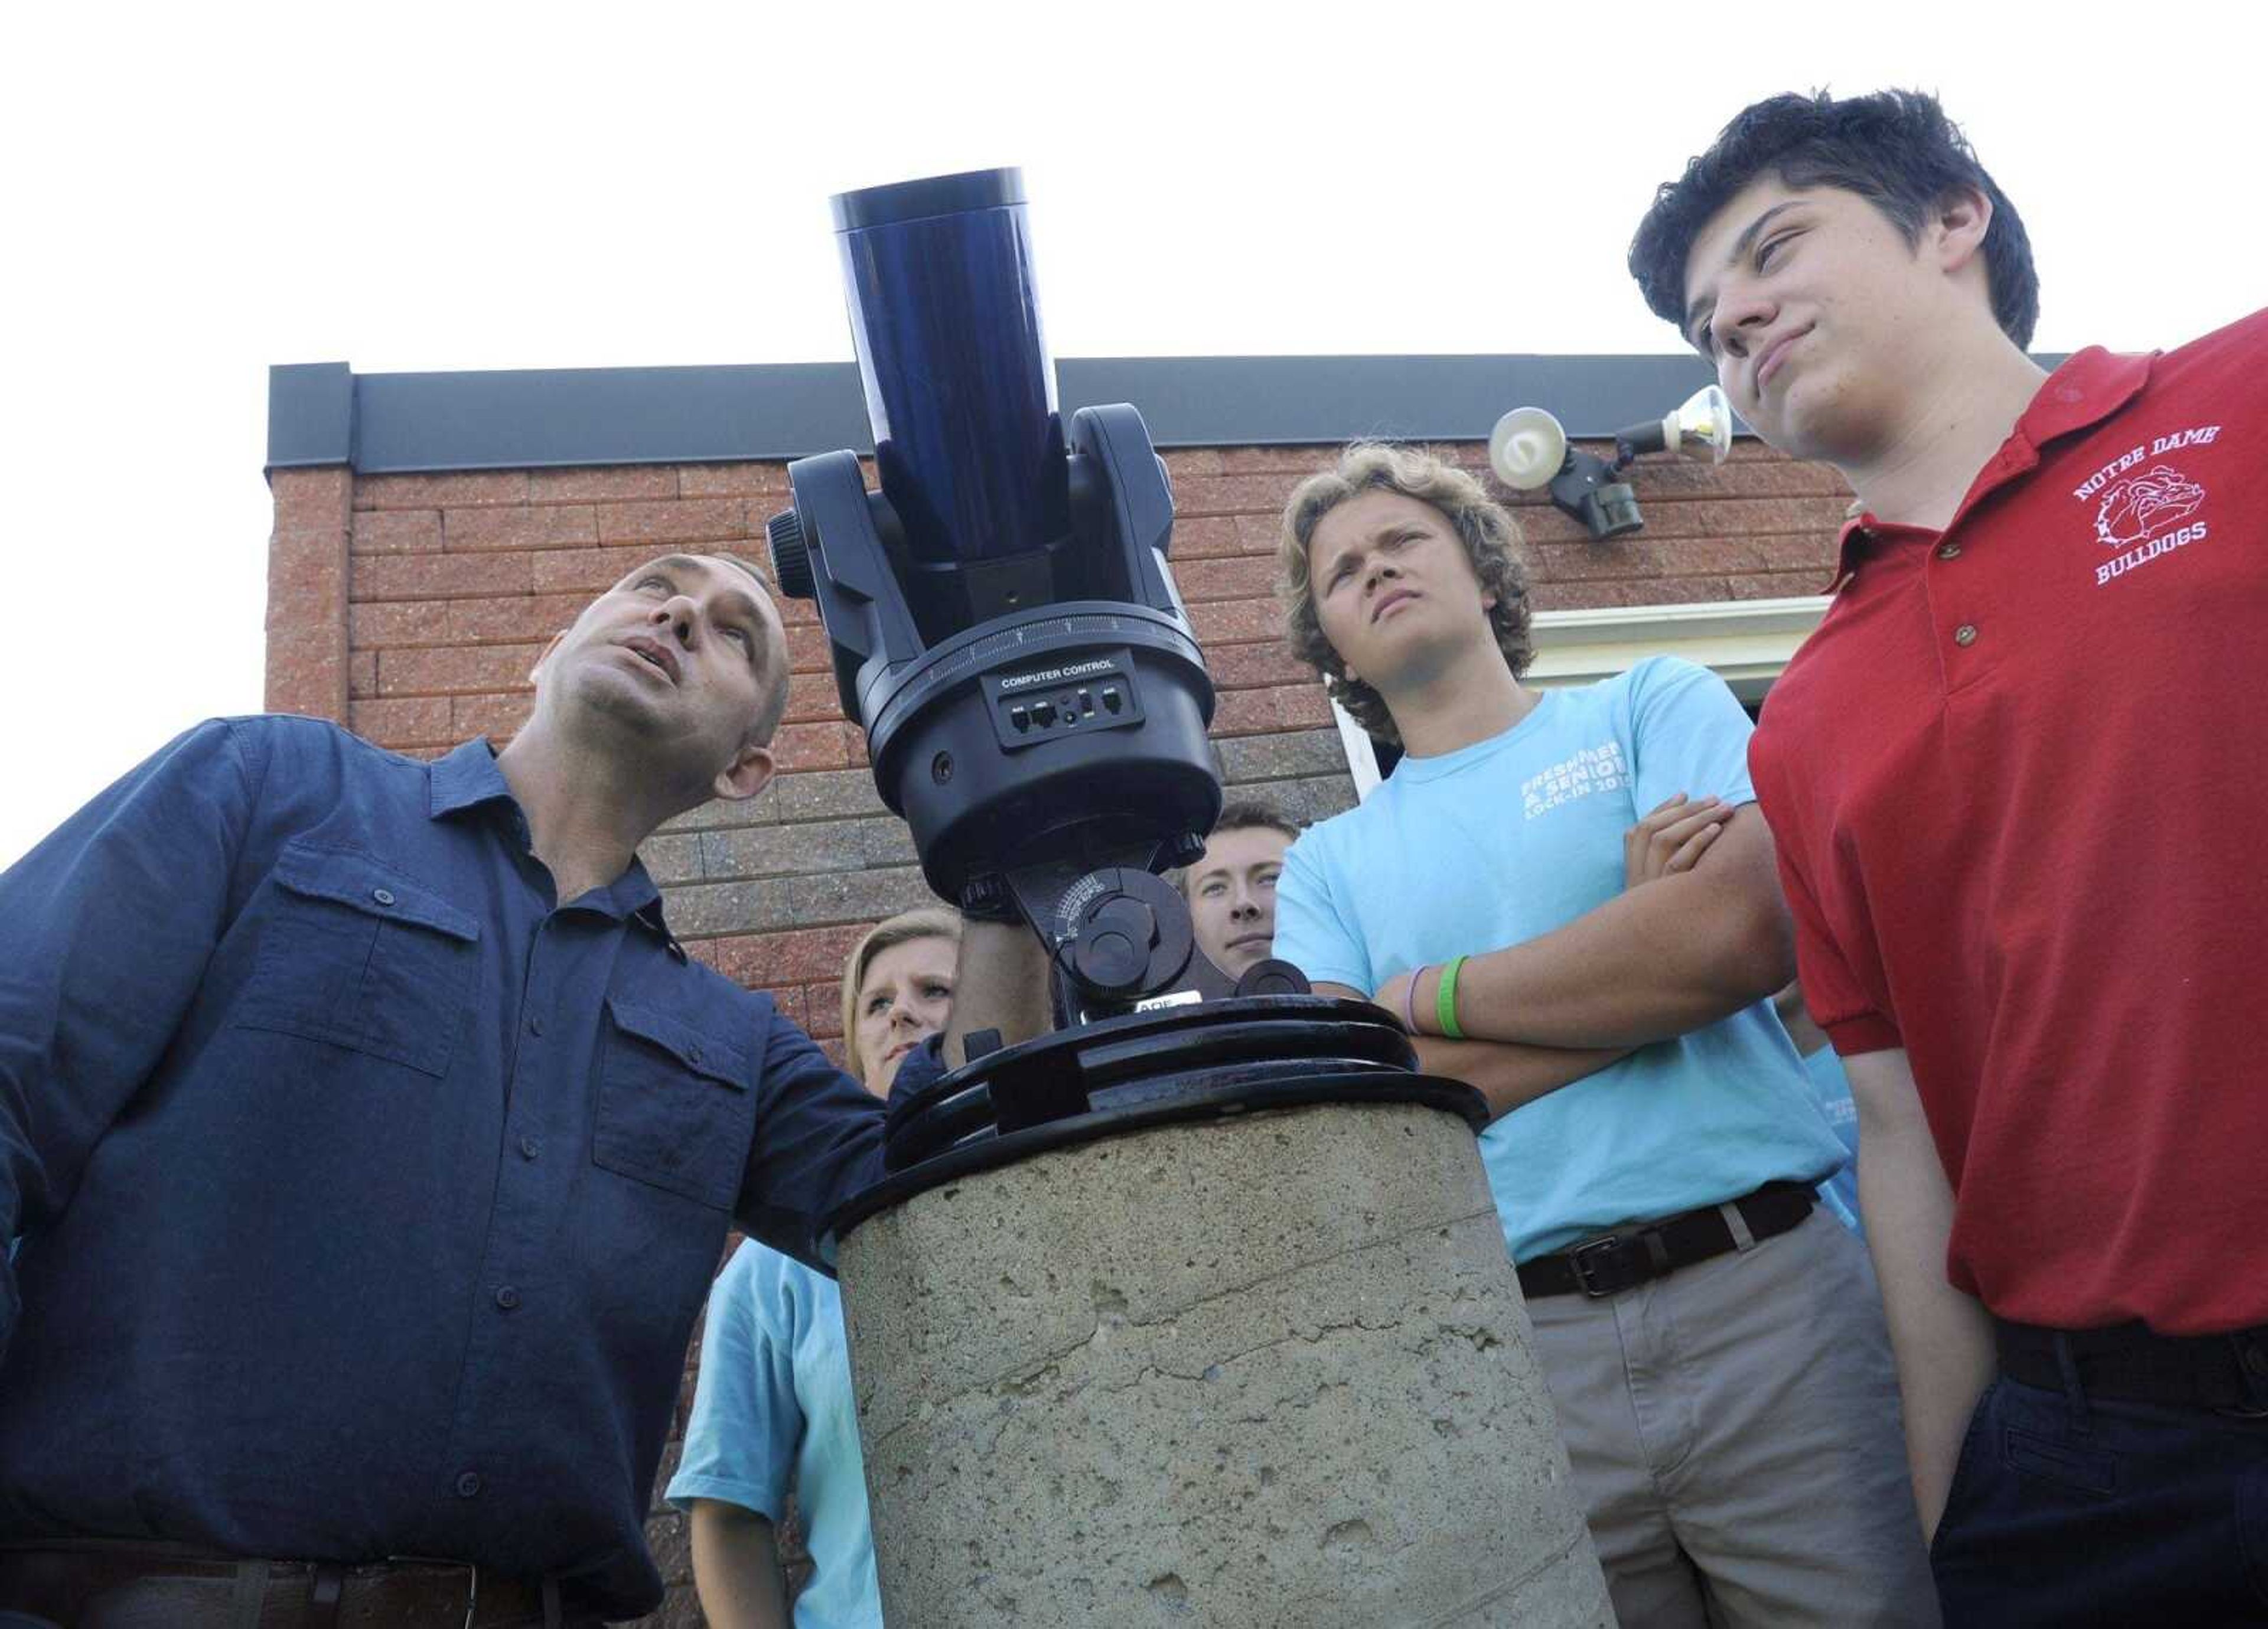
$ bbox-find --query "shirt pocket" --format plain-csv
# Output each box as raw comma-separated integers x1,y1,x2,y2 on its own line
594,995,754,1208
234,842,481,1077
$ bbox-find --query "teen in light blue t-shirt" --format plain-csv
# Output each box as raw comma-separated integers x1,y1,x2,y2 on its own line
1275,654,1845,1262
671,1241,879,1627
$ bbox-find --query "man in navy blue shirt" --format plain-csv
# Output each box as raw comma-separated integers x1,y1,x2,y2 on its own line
0,553,1015,1627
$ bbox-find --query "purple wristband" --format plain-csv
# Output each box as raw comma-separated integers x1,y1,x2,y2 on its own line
1402,965,1427,1035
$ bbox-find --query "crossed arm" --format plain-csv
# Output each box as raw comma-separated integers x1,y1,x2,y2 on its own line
1320,797,1794,1121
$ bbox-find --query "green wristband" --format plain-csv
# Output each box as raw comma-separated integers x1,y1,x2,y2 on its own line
1436,954,1467,1040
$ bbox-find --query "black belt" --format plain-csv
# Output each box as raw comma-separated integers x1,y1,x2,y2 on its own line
1995,1317,2268,1415
1517,1180,1817,1300
0,1540,589,1628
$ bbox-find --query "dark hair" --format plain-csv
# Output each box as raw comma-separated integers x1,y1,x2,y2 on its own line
1630,89,2038,350
1212,800,1301,844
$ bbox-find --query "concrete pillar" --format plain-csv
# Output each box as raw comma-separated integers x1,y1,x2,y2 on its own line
837,1100,1612,1627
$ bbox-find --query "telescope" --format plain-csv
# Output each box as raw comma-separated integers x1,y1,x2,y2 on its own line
774,168,1612,1627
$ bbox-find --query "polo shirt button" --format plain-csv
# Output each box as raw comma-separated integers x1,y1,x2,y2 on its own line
495,1286,521,1311
1954,624,1979,647
1937,542,1962,561
455,1471,483,1498
372,888,396,907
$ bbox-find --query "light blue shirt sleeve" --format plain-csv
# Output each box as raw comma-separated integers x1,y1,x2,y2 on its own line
1273,830,1373,994
669,1242,800,1520
1621,656,1759,812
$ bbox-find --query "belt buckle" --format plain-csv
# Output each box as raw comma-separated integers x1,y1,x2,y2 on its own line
1569,1235,1632,1298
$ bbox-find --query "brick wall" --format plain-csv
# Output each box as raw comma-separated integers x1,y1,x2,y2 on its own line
271,435,1850,1623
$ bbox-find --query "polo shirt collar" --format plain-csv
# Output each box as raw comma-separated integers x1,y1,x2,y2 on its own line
1833,344,2158,586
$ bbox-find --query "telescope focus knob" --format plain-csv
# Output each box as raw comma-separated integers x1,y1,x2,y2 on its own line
765,508,816,600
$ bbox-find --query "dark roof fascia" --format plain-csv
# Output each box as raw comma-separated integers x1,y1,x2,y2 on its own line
268,352,2066,476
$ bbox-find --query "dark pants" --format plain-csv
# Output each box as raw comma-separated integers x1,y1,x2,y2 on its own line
1931,1372,2268,1626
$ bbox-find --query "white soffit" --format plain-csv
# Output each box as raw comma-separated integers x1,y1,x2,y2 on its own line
1527,595,1831,702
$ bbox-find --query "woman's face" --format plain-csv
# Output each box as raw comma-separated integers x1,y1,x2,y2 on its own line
852,934,956,1095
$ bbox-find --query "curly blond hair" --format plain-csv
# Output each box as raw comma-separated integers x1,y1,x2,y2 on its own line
1275,444,1534,744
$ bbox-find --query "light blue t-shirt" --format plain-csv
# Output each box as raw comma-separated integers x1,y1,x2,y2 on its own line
1273,656,1845,1262
669,1240,882,1628
1801,1044,1865,1239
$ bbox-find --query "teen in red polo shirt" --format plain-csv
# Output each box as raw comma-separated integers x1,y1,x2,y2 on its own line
1629,90,2268,1625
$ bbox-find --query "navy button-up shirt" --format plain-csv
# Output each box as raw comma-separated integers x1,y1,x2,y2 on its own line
0,719,887,1618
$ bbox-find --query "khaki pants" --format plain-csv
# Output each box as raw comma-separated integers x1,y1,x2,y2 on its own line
1527,1207,1939,1628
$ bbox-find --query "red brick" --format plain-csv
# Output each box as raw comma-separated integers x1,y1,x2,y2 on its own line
356,471,530,511
1160,448,1226,479
443,505,598,551
771,721,856,773
376,644,544,696
272,468,351,528
349,650,377,699
1231,512,1290,555
268,527,348,630
1207,641,1312,690
529,467,678,503
1170,472,1305,517
701,924,870,987
1531,576,1736,612
780,670,848,727
448,592,589,644
350,601,443,649
803,982,844,1041
679,462,790,499
455,691,535,738
350,510,442,555
354,552,533,601
1220,446,1330,475
1212,683,1332,736
594,499,747,546
1172,556,1278,603
1188,600,1285,644
266,625,347,721
1167,516,1241,559
350,696,452,745
784,624,831,673
1725,569,1834,600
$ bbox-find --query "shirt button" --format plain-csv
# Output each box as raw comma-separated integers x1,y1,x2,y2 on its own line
1936,542,1962,561
527,1014,543,1037
519,1136,541,1161
455,1471,483,1498
1953,624,1979,647
372,888,396,907
494,1286,521,1311
688,1045,703,1066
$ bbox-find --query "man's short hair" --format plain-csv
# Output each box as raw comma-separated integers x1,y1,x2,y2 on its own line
1175,799,1302,898
1276,444,1534,746
1628,89,2039,351
703,553,793,746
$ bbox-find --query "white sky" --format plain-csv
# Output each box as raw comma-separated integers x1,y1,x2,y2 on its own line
5,1,2261,866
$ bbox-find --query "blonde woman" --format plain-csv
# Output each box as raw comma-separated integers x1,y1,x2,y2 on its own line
669,908,960,1629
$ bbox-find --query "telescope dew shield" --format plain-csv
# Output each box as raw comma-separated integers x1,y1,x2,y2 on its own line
834,168,1069,635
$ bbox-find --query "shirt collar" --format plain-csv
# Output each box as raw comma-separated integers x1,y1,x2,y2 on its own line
1832,345,2158,587
428,738,517,818
426,738,677,946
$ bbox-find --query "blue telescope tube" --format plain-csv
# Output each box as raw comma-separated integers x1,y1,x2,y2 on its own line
832,167,1068,566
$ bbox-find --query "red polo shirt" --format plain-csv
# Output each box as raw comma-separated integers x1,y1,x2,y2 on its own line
1751,308,2268,1334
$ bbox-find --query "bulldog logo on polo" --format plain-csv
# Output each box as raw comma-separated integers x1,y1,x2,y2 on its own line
2093,465,2205,548
2071,424,2220,588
